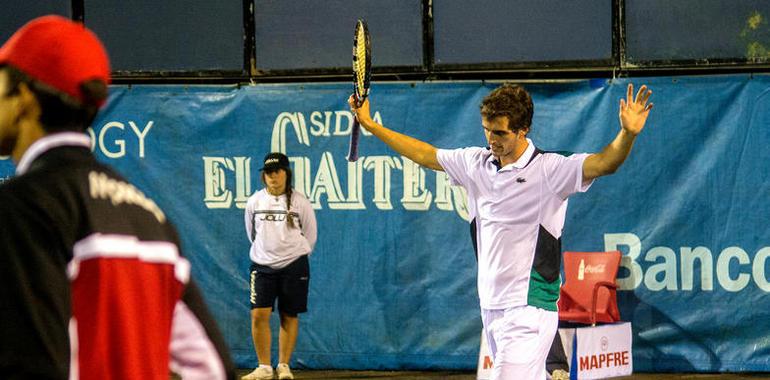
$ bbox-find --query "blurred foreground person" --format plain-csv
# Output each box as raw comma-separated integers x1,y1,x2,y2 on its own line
0,15,235,380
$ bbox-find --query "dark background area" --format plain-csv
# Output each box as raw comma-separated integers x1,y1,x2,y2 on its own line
3,1,769,81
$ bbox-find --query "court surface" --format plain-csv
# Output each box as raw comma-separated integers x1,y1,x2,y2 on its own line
231,369,770,379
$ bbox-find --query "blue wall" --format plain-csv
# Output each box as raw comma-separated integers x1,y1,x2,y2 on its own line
3,75,769,372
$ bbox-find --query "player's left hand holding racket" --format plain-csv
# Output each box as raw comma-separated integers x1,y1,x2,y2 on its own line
346,19,372,162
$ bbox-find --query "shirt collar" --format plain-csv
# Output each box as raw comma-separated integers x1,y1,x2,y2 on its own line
488,138,536,171
16,132,91,175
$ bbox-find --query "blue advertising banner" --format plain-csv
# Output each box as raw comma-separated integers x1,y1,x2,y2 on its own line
1,75,769,372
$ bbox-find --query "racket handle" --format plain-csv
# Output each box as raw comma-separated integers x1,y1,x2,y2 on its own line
346,119,361,162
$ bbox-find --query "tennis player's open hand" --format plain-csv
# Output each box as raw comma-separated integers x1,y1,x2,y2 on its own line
619,84,653,136
349,95,373,127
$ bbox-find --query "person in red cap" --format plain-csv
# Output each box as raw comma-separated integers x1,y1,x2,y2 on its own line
0,15,235,380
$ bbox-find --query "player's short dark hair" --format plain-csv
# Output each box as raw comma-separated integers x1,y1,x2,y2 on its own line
1,65,106,132
480,83,533,133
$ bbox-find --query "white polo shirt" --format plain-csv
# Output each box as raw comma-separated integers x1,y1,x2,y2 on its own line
244,189,317,269
437,139,592,310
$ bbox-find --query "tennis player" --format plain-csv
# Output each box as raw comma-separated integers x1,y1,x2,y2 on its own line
348,83,652,379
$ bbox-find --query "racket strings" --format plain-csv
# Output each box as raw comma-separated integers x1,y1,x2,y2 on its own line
353,26,368,100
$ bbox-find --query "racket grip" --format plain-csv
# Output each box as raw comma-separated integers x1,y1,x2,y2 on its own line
346,119,361,162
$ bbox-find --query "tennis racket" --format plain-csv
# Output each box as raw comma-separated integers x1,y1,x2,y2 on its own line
346,19,372,162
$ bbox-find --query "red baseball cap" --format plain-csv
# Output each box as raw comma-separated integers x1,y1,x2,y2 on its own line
0,15,111,107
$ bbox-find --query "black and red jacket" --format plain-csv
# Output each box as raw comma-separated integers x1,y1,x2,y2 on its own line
0,132,235,380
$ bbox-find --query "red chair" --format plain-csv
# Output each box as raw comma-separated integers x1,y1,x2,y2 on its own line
558,251,622,325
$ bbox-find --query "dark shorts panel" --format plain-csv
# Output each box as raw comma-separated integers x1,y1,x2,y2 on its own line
249,255,309,315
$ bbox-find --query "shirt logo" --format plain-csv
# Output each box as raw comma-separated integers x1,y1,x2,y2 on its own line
260,214,286,222
516,177,526,183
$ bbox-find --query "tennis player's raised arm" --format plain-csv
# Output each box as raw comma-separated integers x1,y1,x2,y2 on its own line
583,83,653,181
349,96,443,171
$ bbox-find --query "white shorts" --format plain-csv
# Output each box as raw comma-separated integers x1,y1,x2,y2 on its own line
481,305,558,380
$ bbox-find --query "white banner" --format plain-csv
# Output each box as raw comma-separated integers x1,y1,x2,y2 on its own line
570,322,633,379
477,330,493,380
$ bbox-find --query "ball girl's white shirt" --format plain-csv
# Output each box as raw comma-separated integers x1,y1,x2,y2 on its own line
244,189,317,269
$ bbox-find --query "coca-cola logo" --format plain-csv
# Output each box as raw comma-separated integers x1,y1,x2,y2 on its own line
584,264,606,274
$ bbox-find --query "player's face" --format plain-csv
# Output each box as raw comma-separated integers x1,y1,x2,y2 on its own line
0,69,21,156
263,168,287,195
482,115,527,164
